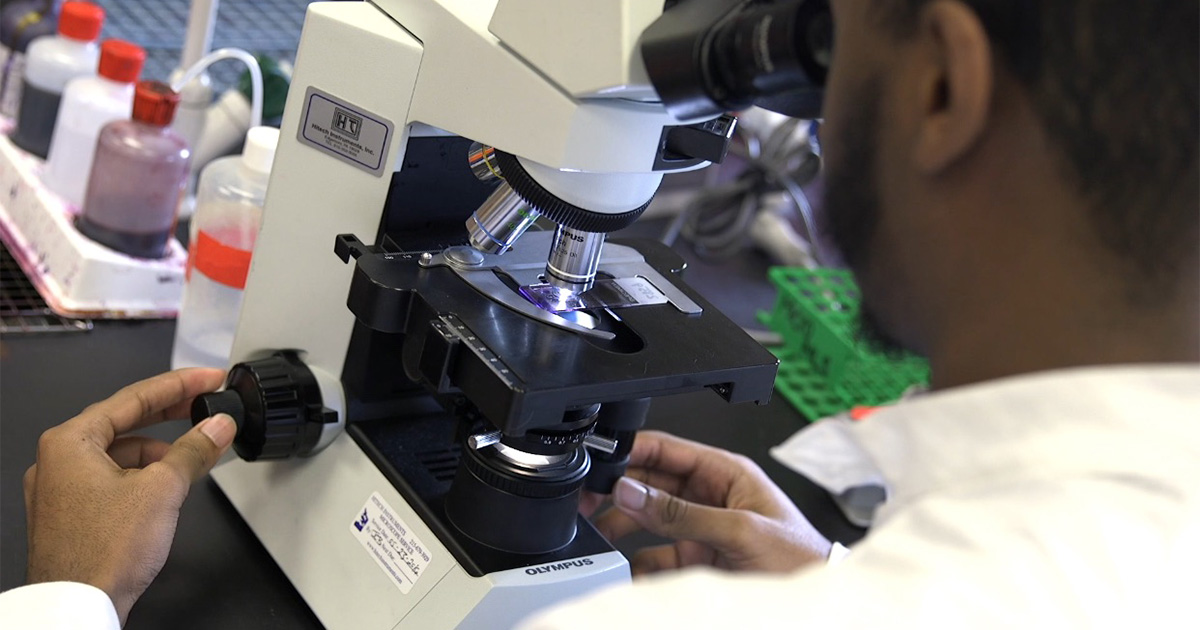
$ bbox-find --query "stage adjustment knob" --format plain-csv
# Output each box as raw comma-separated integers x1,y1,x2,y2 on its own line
191,351,336,461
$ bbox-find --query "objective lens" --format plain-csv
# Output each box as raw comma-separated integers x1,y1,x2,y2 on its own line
466,183,541,255
467,142,502,182
545,225,605,293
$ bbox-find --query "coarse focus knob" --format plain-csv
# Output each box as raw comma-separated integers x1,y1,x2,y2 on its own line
191,351,336,461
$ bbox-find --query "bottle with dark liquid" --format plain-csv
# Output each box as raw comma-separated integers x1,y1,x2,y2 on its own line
0,0,60,117
76,80,191,259
11,2,103,158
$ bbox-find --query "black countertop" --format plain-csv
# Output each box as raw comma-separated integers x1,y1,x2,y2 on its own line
0,234,862,628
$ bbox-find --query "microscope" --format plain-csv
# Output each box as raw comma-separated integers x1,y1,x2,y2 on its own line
192,1,831,628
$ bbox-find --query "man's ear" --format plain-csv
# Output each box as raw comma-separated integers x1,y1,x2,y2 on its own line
911,1,993,174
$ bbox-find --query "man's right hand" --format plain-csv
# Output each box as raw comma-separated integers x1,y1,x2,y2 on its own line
23,369,235,625
589,431,831,576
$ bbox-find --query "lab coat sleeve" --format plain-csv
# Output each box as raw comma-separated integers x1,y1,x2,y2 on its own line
0,582,121,630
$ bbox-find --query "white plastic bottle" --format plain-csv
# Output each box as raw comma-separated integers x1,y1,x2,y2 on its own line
171,126,279,369
10,1,103,159
41,38,143,207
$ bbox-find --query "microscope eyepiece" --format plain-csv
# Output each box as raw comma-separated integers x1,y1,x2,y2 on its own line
642,0,832,120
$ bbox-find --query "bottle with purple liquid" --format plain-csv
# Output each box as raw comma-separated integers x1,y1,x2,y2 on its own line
76,80,191,259
11,1,104,158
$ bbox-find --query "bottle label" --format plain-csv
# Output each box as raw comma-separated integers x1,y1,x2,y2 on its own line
189,230,253,289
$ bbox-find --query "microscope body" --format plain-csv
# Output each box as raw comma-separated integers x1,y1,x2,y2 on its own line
201,1,827,627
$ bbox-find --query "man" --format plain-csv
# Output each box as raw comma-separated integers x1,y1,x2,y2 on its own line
3,0,1197,626
521,0,1200,627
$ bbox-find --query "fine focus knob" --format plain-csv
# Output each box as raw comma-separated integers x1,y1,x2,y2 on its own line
191,351,336,461
191,390,245,430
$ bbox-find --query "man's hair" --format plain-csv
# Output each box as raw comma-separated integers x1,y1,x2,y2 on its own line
878,0,1199,286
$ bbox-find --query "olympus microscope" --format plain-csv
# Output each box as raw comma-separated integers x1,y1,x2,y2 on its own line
191,1,831,628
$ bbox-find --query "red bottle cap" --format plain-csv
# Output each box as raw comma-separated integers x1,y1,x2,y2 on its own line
58,2,104,42
132,81,181,127
98,40,145,83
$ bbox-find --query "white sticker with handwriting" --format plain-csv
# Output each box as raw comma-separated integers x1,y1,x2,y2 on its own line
350,492,432,594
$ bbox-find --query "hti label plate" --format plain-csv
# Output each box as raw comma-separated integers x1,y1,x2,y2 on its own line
297,87,394,177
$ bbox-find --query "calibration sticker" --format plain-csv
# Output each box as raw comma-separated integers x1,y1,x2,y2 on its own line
350,492,433,594
297,87,394,177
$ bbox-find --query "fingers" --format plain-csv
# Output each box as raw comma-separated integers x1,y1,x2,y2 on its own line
23,464,36,520
592,503,643,542
152,414,236,487
66,369,225,447
629,542,717,577
628,431,750,486
629,544,683,576
106,436,173,469
578,491,607,519
622,466,688,499
587,467,692,541
627,431,706,477
590,467,691,542
609,476,753,552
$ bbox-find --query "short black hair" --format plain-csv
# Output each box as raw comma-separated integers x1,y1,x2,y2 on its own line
878,0,1199,287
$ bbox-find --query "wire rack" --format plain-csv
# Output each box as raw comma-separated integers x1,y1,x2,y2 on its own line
93,0,310,89
0,242,92,334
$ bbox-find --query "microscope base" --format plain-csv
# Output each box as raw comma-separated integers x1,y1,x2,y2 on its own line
211,431,629,630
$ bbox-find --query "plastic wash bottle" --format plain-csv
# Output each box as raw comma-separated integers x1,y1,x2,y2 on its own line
171,125,279,369
11,1,103,158
76,80,191,258
42,38,143,207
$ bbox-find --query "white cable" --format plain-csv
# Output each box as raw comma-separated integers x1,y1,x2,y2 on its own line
171,47,262,130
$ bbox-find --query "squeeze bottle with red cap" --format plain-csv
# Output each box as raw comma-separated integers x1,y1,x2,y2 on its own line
76,80,191,259
0,0,61,118
171,125,278,369
42,38,144,207
11,2,103,158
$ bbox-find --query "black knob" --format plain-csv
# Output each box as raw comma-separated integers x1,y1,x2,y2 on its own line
191,390,245,431
584,398,651,494
190,351,335,461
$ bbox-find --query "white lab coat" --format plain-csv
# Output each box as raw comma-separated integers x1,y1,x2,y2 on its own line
4,365,1198,629
0,582,119,629
519,365,1200,630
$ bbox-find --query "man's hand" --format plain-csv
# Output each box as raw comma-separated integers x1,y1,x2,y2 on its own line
588,431,831,576
23,368,236,624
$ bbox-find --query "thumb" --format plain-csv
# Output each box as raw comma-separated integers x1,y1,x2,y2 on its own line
158,414,236,484
612,477,745,549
